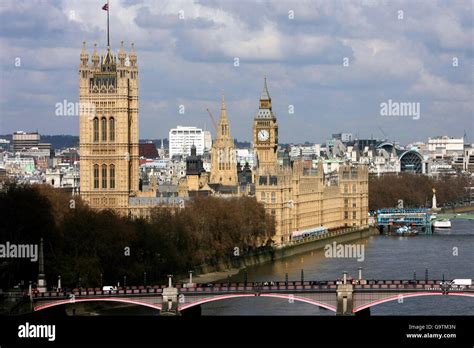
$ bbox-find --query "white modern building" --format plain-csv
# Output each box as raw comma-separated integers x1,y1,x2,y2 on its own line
289,144,321,158
203,130,212,152
4,156,35,174
427,136,464,159
236,148,255,167
332,133,353,143
169,126,208,158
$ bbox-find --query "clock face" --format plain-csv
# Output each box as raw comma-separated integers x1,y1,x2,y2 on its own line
258,129,270,142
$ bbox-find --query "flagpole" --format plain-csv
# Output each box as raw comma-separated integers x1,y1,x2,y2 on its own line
107,0,110,47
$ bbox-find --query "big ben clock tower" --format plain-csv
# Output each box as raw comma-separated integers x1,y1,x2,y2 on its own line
253,77,278,172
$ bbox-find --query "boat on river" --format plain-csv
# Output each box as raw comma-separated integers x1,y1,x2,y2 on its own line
432,219,452,229
395,225,419,236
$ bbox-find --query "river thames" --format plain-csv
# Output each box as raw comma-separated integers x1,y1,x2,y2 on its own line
201,218,474,315
96,218,473,316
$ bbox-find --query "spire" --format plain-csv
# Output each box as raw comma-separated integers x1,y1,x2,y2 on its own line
217,92,231,139
80,41,89,66
118,40,126,66
257,76,273,114
129,42,137,66
219,91,228,121
92,43,99,67
221,91,226,111
102,46,114,65
261,76,271,101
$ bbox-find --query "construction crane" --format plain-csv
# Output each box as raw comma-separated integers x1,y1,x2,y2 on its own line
206,108,218,132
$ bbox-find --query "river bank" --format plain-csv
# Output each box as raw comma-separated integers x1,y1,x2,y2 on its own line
186,226,379,283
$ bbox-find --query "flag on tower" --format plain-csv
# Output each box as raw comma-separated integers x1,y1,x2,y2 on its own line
102,1,110,47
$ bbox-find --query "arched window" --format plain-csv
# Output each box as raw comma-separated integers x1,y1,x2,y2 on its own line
109,117,115,142
93,118,99,142
93,164,99,189
101,117,107,141
101,164,107,189
109,164,115,189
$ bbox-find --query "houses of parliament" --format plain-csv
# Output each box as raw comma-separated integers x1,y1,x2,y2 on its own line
79,42,368,245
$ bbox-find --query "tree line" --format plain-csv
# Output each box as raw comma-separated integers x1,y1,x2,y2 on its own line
368,173,471,211
0,183,275,290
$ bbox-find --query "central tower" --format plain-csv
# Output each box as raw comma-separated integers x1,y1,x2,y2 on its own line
253,78,278,172
79,41,139,212
210,94,238,185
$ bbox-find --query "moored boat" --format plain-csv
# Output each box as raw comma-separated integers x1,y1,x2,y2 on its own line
432,219,451,229
395,225,419,236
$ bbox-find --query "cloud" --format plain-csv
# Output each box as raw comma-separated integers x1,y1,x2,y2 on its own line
0,0,472,144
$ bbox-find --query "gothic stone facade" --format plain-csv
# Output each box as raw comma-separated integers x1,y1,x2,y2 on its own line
255,163,369,244
252,79,369,244
79,41,139,214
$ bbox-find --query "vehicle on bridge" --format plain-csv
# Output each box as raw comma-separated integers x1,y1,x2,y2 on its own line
102,286,118,292
450,279,472,287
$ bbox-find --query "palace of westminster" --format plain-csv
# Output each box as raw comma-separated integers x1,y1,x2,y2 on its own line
79,41,368,245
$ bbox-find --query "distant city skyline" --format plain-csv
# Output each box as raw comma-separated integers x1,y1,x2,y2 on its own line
0,0,472,144
0,131,469,149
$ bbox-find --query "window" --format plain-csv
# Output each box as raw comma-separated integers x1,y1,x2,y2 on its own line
109,117,115,142
93,118,99,142
109,164,115,189
352,211,357,219
344,211,349,219
344,184,348,193
101,117,107,141
271,192,276,203
102,164,107,189
352,185,357,193
93,165,99,189
344,198,348,207
261,192,266,202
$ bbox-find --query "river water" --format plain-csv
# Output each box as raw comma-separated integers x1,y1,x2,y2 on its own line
201,218,474,315
97,218,473,316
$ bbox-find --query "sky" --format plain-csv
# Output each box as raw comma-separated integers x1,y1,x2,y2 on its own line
0,0,473,145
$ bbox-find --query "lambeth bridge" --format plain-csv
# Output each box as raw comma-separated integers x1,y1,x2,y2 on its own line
29,272,474,316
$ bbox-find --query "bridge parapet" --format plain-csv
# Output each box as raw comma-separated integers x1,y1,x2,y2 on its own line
28,279,473,315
